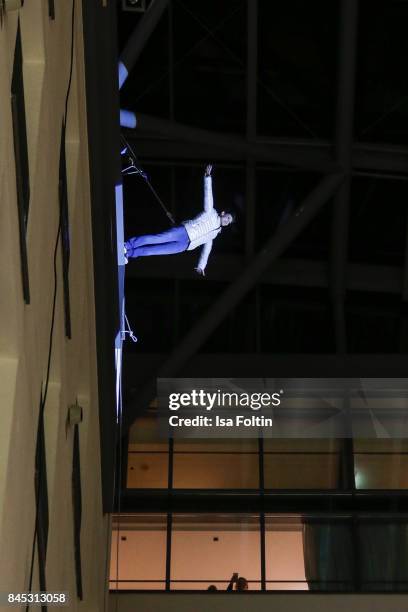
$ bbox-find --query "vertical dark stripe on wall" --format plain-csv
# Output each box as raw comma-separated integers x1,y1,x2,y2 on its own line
165,513,172,591
165,438,174,590
0,2,6,29
72,425,83,599
258,437,266,591
35,403,49,604
11,21,30,304
168,437,174,492
58,123,72,338
48,0,55,19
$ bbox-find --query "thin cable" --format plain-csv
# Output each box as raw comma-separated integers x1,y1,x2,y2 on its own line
144,178,176,225
64,0,76,124
114,351,124,612
124,313,138,343
42,223,61,410
121,134,176,225
113,317,139,607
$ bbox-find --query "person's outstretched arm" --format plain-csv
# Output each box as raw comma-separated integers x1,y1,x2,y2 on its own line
203,164,213,212
227,573,238,591
195,240,213,276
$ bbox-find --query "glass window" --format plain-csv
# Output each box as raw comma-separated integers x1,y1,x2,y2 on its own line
358,521,408,591
263,439,340,452
127,453,168,488
129,416,169,452
171,582,232,590
174,438,258,452
171,514,261,590
173,453,259,489
354,454,408,489
264,453,340,489
127,417,169,488
265,516,307,590
109,514,408,592
303,521,354,591
354,439,408,489
110,515,167,590
353,439,408,453
127,437,345,490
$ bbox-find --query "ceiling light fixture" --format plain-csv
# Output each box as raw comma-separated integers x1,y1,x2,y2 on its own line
122,0,147,13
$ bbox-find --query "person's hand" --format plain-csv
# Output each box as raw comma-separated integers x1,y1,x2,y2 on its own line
205,164,212,177
195,267,205,277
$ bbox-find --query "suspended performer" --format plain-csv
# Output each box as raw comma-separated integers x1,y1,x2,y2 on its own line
124,165,235,276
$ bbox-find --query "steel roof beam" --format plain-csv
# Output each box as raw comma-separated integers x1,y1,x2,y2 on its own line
130,131,408,174
126,255,403,295
132,114,340,172
119,0,169,89
331,0,359,354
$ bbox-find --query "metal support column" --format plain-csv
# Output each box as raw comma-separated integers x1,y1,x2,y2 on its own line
119,0,169,89
399,212,408,351
245,0,258,254
133,133,408,173
246,0,258,352
133,113,339,172
331,0,359,353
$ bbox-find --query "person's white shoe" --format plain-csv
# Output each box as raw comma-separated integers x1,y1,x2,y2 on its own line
124,245,128,265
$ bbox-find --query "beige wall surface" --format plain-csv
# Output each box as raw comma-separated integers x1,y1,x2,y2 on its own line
0,1,110,610
110,592,408,612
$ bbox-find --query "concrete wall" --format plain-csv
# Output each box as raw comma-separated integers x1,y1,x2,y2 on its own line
109,592,408,612
0,1,109,610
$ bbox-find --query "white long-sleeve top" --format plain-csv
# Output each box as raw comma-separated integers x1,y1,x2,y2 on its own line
182,176,221,271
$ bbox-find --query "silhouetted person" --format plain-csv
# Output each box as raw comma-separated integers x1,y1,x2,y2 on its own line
236,577,249,591
124,165,235,275
227,573,249,591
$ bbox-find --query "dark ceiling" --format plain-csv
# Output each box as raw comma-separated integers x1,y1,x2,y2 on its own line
116,0,408,389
